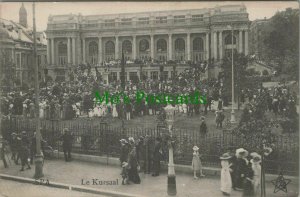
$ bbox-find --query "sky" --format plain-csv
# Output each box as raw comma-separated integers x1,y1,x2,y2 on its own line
0,1,299,31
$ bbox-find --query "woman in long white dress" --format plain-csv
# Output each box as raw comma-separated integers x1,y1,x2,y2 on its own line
112,104,118,118
250,153,261,197
39,101,45,119
220,153,232,196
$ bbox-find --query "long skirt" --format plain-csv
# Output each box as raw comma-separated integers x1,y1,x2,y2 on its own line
221,168,232,194
128,167,140,184
242,179,254,197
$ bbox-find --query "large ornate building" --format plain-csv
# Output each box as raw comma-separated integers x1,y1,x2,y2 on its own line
0,3,47,90
46,4,250,81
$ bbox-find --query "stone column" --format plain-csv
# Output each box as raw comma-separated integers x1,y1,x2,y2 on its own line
186,33,191,61
132,35,136,60
72,37,76,64
47,38,50,64
219,31,223,60
51,38,55,65
213,31,217,59
205,33,209,60
239,30,243,54
147,71,151,79
150,35,154,60
115,36,119,59
82,37,86,64
67,37,71,64
117,72,120,80
98,37,102,65
127,71,130,81
245,30,249,55
168,34,172,60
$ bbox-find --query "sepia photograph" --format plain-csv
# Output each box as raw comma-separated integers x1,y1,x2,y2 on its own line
0,1,299,197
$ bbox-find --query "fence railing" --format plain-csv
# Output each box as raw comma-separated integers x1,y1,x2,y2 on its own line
1,116,298,175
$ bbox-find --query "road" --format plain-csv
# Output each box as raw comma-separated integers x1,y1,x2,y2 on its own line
0,179,107,197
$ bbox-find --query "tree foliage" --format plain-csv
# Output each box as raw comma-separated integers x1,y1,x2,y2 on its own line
262,8,299,80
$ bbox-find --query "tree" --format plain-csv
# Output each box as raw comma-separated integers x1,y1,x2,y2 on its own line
262,8,299,80
220,53,249,106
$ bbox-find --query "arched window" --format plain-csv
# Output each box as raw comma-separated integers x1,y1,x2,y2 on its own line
88,41,98,64
157,39,167,52
139,39,149,52
175,38,185,52
122,40,132,54
193,37,204,51
225,34,236,45
105,41,115,55
58,42,67,65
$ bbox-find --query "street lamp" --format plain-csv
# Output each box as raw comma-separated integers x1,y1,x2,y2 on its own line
227,24,236,123
164,104,176,196
33,2,44,178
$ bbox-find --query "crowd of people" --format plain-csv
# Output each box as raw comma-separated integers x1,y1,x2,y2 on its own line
0,63,227,122
220,147,262,197
0,128,74,171
119,135,163,185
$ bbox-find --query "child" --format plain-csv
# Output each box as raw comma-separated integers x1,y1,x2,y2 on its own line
220,152,232,196
191,146,205,179
121,162,129,185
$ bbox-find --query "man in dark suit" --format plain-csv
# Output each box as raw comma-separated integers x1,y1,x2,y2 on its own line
61,128,73,162
152,137,162,176
199,116,208,137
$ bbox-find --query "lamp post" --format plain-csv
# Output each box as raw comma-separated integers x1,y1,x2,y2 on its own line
33,2,44,179
228,24,236,123
164,105,176,196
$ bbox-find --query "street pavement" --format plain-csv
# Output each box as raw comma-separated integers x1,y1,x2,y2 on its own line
0,159,299,197
0,179,107,197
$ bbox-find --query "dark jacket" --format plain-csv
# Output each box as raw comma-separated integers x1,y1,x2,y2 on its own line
61,133,73,150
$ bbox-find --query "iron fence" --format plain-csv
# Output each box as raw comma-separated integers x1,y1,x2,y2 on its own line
1,116,298,175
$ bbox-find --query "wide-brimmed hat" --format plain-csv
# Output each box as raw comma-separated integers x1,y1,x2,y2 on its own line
193,146,199,151
220,152,232,160
63,128,69,132
250,153,262,163
200,116,205,120
128,137,135,144
119,139,128,144
11,132,17,136
236,148,248,157
21,131,27,135
122,162,128,168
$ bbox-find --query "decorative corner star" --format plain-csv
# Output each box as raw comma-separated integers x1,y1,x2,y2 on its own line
271,172,291,193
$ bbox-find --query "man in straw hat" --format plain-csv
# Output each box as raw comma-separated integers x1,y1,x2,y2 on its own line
220,152,232,196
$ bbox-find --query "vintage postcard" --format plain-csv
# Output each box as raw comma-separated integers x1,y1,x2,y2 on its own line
0,1,299,197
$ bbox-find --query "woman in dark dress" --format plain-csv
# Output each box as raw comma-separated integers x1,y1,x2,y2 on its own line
234,148,249,190
242,160,254,197
127,137,141,184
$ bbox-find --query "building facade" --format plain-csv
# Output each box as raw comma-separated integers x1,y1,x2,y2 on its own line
249,18,269,60
0,4,47,90
46,4,250,81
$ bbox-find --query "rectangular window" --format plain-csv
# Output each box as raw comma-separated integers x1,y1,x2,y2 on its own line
155,16,167,24
120,18,132,26
192,14,204,22
104,19,115,27
137,17,149,25
151,71,158,80
174,15,185,23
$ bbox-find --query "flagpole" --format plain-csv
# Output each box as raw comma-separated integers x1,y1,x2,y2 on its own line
33,2,44,179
